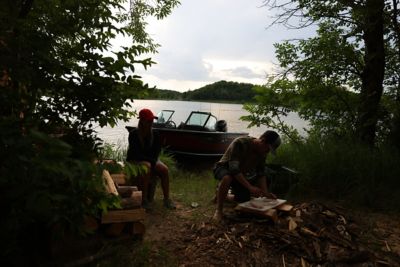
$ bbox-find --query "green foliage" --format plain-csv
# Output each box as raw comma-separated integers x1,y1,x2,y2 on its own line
138,80,258,103
254,0,398,146
0,124,120,262
274,137,400,211
242,79,304,143
183,80,256,103
141,88,183,100
124,161,148,180
0,0,179,263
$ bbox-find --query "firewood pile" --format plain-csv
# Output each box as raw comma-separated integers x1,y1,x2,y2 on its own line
180,202,400,266
48,168,145,266
101,169,145,238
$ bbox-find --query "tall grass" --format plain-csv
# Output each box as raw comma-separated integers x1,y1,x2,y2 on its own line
99,137,400,212
98,141,127,162
273,136,400,211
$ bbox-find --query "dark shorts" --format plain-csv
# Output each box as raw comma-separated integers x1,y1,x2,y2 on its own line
213,165,258,203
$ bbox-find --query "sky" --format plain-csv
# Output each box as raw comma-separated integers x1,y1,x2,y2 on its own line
133,0,314,92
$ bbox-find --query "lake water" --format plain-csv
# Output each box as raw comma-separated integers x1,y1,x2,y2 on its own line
96,99,307,146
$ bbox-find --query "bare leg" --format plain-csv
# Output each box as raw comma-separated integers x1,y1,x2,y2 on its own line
136,161,151,205
214,175,232,221
155,160,175,209
154,160,170,200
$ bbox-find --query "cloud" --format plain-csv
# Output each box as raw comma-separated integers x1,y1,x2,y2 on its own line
226,67,262,79
203,58,273,82
130,0,316,92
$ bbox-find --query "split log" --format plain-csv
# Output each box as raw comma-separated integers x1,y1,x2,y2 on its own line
117,186,138,197
102,170,118,196
131,221,146,235
121,198,141,209
111,173,126,185
105,223,126,237
277,203,294,212
101,208,145,224
131,190,142,203
264,209,278,223
120,191,142,209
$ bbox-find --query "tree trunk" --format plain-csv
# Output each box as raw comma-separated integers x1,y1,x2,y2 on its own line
389,0,400,150
357,0,385,145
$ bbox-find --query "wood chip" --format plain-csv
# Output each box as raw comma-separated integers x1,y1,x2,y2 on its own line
300,227,319,237
224,233,232,243
385,240,391,252
301,257,309,267
288,218,298,231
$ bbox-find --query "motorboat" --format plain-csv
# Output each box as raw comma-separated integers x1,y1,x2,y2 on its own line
126,110,249,158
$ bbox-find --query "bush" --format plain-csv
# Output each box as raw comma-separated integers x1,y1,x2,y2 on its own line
0,124,119,265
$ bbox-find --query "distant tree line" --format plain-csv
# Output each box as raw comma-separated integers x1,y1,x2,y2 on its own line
141,80,257,103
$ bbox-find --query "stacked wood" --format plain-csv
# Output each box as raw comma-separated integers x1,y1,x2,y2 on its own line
101,170,145,238
111,173,126,185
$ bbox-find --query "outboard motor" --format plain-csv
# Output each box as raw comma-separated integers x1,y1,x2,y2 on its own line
215,120,227,132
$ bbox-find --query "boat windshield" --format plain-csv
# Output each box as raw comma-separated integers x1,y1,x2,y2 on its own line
155,110,174,124
186,112,217,130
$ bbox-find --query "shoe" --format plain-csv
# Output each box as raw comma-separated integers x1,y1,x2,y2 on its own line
163,198,176,210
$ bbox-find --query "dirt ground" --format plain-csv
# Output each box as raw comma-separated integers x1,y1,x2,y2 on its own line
143,200,400,267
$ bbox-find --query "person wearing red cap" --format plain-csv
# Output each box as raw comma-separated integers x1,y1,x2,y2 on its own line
126,108,176,210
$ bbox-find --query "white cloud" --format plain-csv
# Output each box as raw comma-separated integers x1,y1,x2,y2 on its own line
203,58,273,83
128,0,315,92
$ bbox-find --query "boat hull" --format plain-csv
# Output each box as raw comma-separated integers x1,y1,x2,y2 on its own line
156,128,248,157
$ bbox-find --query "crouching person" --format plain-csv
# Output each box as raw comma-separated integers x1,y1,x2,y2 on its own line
126,108,176,210
213,130,281,221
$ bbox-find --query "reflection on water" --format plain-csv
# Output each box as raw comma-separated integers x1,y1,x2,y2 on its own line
95,99,307,146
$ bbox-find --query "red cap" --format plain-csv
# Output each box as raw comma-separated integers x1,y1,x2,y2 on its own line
138,108,157,121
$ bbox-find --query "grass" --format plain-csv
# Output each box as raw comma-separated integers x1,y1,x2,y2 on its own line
100,137,400,212
272,136,400,211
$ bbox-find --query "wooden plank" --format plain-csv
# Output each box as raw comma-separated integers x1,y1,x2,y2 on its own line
111,174,126,185
120,198,141,209
105,223,126,237
131,221,146,235
131,191,142,203
101,208,145,224
117,186,138,197
120,191,142,209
